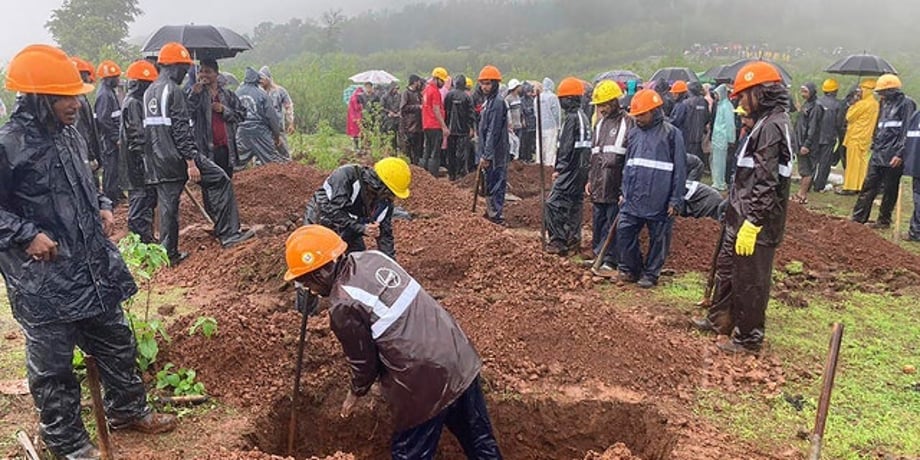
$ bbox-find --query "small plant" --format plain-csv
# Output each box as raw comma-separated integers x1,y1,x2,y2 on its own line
155,363,206,396
784,260,805,276
188,316,218,339
134,317,171,372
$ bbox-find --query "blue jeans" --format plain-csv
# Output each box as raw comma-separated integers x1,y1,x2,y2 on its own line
484,163,508,222
391,376,502,460
616,212,674,282
592,202,619,265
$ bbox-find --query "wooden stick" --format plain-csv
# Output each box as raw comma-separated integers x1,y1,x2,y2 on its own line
16,431,40,460
894,180,903,242
84,356,114,460
808,323,845,460
183,185,215,227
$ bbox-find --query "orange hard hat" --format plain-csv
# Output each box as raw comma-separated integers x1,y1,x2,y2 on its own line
730,61,783,98
478,65,502,82
5,44,94,96
97,60,122,79
158,42,194,65
283,225,348,282
630,88,664,116
71,56,96,82
556,77,585,98
126,60,159,82
670,80,688,94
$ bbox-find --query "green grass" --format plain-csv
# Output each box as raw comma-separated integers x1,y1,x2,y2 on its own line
658,274,920,459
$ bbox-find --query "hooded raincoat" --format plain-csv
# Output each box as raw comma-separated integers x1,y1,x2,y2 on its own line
539,78,561,166
710,84,736,190
120,80,158,243
95,78,123,203
795,82,822,158
444,77,475,180
478,86,510,223
842,85,880,191
903,110,920,240
236,68,283,165
545,97,592,250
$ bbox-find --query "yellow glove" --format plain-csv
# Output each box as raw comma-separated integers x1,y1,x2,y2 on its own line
735,220,762,256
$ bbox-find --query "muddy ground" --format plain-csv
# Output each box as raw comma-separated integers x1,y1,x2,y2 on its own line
14,161,919,459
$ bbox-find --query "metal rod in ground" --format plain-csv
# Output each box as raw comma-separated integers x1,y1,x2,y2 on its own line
472,165,483,213
808,322,845,460
894,180,903,242
591,213,620,273
183,185,215,227
84,355,114,460
287,291,314,456
535,88,547,247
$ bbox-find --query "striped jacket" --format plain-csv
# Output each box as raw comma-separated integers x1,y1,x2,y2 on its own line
621,112,687,220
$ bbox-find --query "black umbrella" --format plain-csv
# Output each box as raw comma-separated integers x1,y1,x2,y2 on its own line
717,59,793,85
825,54,897,76
593,69,642,84
142,24,253,60
649,67,699,83
701,64,731,83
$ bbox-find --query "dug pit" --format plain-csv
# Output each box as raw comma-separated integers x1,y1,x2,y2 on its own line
250,381,677,460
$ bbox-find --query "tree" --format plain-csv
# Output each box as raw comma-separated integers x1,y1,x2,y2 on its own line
45,0,142,63
320,9,347,54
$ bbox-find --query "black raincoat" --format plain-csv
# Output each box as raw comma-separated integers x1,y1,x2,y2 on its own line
588,108,632,204
143,65,199,184
186,83,246,168
74,95,100,167
120,80,158,243
795,83,822,153
869,90,916,167
95,78,123,202
545,96,592,248
236,68,283,164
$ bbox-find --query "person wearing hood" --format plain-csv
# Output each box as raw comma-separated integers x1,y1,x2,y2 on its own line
236,67,285,165
692,62,793,354
187,59,246,179
119,60,160,243
399,75,424,165
682,82,712,167
539,77,562,166
444,74,475,181
840,79,880,194
422,67,450,176
347,84,368,151
668,80,690,131
793,82,823,204
852,74,916,228
71,57,102,188
710,84,736,190
520,82,537,163
258,65,295,159
812,79,845,193
544,77,592,255
94,60,124,205
586,80,633,273
283,225,502,459
381,82,402,154
477,65,510,225
622,79,639,109
144,42,255,265
902,106,920,242
653,79,675,117
682,180,727,220
1,44,177,460
303,157,411,259
505,78,524,161
616,89,687,289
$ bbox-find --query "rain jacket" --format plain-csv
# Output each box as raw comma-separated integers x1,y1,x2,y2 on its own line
399,86,422,134
304,164,395,258
75,95,100,165
143,65,199,184
347,87,365,137
119,80,152,190
589,107,633,203
869,90,916,167
236,68,283,163
671,83,710,146
725,85,793,247
904,110,920,178
843,88,879,155
553,97,592,195
506,92,523,130
186,83,245,166
522,85,537,133
711,85,737,153
539,78,561,131
817,93,844,146
444,78,475,136
327,250,481,431
478,90,510,167
653,80,675,117
621,110,687,219
0,95,137,327
683,180,725,220
380,84,401,133
94,79,121,156
794,83,822,152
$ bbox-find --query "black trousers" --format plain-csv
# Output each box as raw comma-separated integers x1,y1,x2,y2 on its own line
852,164,903,224
911,177,920,240
811,143,835,192
212,144,233,179
23,307,149,457
127,187,158,244
520,130,536,163
706,229,776,348
102,146,123,204
446,135,471,180
423,129,443,176
405,131,424,166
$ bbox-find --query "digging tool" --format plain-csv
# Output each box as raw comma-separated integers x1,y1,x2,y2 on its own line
84,356,114,460
471,165,484,213
590,213,620,275
535,87,547,247
287,290,318,457
183,185,215,227
696,222,727,307
16,431,40,460
894,180,903,242
808,323,844,460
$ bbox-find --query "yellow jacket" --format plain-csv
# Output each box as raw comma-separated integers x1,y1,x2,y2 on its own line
843,88,879,154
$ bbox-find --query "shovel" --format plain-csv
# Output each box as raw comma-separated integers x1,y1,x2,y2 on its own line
287,289,318,456
696,222,726,307
591,213,620,276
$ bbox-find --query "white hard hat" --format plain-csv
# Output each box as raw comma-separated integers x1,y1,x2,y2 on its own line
508,78,522,90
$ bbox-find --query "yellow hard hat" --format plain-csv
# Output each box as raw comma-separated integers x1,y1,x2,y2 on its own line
821,78,839,93
466,77,473,89
374,157,411,199
875,74,901,91
591,80,624,105
859,79,877,90
431,67,448,81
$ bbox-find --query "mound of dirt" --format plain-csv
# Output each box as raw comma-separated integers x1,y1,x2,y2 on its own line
583,443,642,460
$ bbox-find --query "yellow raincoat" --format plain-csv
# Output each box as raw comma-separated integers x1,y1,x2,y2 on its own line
842,80,880,191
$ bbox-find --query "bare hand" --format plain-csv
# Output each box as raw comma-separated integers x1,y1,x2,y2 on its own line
799,146,810,156
100,210,115,237
340,391,359,418
552,171,559,181
619,196,625,206
668,206,678,217
192,81,205,94
890,156,903,168
364,222,381,239
187,164,201,183
442,127,450,137
585,182,592,195
26,233,58,262
211,102,223,113
479,158,491,170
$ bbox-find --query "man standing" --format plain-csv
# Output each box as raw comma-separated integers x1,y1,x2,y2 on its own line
71,57,101,187
539,78,562,166
812,79,845,193
94,60,124,205
237,67,284,165
671,81,710,165
520,82,537,163
793,82,822,204
616,89,687,289
187,59,246,178
839,80,879,194
1,44,176,460
444,74,475,181
422,67,450,176
400,75,424,165
119,60,160,243
258,66,295,159
477,65,510,225
381,82,402,155
544,77,592,255
505,79,524,160
903,108,920,242
588,80,633,274
284,225,503,459
144,42,254,265
852,74,916,228
693,62,793,354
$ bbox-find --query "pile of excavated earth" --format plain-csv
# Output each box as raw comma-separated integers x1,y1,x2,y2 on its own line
104,161,920,459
